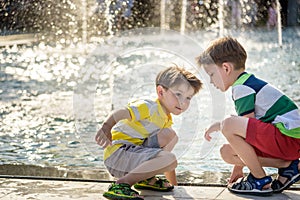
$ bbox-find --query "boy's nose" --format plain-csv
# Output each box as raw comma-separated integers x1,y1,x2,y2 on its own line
177,98,183,105
179,98,187,106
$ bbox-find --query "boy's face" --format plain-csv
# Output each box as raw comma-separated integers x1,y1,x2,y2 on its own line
203,64,229,92
158,83,195,115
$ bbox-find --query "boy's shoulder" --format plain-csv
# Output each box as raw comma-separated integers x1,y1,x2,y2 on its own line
233,72,268,88
128,98,158,107
232,72,288,99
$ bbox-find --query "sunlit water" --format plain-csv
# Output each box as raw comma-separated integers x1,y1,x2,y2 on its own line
1,27,299,184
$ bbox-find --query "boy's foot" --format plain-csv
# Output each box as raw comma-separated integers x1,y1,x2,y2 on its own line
103,183,144,200
228,173,273,196
134,176,174,192
271,159,300,193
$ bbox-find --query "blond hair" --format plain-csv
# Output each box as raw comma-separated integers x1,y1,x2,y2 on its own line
156,65,202,95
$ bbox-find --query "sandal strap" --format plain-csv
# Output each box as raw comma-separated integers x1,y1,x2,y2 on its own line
108,183,139,196
135,176,173,191
271,179,284,191
146,176,155,182
155,177,169,188
145,176,170,187
278,159,299,179
231,173,272,191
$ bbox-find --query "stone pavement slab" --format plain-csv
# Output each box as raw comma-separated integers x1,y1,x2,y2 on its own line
0,177,299,200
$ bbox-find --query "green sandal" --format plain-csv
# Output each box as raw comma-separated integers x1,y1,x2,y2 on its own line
103,183,144,200
134,176,174,192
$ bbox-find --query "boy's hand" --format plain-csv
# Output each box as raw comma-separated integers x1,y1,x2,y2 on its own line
95,108,131,148
204,122,221,141
95,123,112,148
227,165,244,184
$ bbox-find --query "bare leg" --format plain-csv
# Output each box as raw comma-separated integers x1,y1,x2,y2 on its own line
220,116,300,189
157,128,178,152
164,170,177,185
220,143,294,183
116,151,177,185
220,144,245,183
117,128,179,186
220,144,244,166
220,143,292,168
221,116,266,179
157,128,178,185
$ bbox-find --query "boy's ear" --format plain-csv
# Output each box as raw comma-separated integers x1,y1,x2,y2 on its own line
222,62,234,74
156,85,164,97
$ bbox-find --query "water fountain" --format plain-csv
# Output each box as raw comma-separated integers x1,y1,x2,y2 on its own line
276,0,283,46
0,0,299,185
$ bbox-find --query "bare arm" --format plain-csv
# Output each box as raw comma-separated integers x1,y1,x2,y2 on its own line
204,112,255,141
95,108,131,148
228,165,244,184
204,121,221,141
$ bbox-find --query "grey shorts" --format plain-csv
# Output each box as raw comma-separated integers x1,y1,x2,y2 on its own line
104,134,162,178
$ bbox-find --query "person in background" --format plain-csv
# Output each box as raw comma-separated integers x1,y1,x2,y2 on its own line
228,0,242,29
248,0,257,27
267,1,278,30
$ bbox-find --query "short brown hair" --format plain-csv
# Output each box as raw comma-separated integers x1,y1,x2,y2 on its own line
196,37,247,70
156,65,202,95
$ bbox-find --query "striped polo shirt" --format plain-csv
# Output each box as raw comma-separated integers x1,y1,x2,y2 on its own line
232,72,300,139
104,98,173,160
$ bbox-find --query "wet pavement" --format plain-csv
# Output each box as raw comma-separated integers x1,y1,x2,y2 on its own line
0,177,299,200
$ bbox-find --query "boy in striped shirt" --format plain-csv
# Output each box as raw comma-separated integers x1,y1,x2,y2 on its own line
95,65,202,199
196,37,300,196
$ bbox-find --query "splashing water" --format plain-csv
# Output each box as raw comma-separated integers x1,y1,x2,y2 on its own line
0,0,299,184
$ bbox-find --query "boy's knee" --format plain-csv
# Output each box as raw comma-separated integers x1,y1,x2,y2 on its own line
158,128,178,146
172,133,179,144
159,151,178,168
166,128,177,138
220,144,231,159
221,117,236,136
220,144,229,154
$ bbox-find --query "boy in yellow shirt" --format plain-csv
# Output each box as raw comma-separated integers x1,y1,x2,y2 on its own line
95,65,202,199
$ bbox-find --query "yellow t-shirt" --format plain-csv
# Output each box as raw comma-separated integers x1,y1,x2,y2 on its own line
104,98,173,160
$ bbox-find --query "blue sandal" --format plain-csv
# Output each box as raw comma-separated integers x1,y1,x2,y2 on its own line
271,159,300,193
228,173,273,196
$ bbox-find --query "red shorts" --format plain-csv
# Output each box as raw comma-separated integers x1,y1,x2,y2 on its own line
246,118,300,160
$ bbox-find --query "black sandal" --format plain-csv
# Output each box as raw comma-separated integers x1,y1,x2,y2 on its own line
271,159,300,193
228,173,273,196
